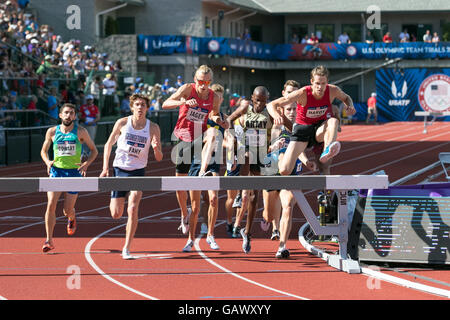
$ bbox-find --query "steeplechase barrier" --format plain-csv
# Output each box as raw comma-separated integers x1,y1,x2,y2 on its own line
0,175,389,274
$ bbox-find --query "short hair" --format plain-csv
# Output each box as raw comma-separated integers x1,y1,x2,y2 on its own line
253,86,269,97
283,80,300,90
129,93,150,108
195,65,213,79
60,103,76,113
310,65,329,80
210,83,224,94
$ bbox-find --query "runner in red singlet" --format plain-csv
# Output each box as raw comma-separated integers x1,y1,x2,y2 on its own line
266,65,356,176
162,65,228,252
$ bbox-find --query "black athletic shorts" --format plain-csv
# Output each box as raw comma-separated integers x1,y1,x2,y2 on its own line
290,120,324,148
174,137,204,174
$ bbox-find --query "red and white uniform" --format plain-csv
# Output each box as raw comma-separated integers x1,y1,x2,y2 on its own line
295,85,332,125
173,84,214,142
79,103,99,125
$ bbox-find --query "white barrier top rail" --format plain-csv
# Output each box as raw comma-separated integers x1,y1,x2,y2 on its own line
0,175,389,192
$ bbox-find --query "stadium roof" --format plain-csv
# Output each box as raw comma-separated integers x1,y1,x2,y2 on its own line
218,0,450,14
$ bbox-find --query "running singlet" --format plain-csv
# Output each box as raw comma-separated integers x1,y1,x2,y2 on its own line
52,124,82,169
173,84,214,142
295,85,332,125
243,105,272,148
113,116,151,170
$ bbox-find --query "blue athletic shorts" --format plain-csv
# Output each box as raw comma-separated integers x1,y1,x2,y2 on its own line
49,166,82,195
111,167,146,198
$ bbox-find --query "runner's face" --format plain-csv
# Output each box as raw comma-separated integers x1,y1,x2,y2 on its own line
283,104,296,122
131,98,148,117
310,75,328,97
59,107,76,126
194,72,212,94
251,92,268,112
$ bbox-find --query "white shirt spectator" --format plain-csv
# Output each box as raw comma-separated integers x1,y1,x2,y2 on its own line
102,74,116,95
338,33,350,44
399,31,410,42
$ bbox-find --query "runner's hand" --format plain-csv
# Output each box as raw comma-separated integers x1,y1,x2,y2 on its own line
99,168,109,177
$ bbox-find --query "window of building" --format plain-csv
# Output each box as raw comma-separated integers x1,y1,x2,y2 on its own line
341,24,362,42
250,25,262,42
371,23,388,42
288,24,308,43
315,24,334,42
116,17,135,35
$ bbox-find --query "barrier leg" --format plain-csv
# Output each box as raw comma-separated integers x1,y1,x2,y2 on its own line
292,189,361,274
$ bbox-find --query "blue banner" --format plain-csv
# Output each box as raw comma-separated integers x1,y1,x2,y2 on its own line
375,68,450,122
137,35,186,55
138,35,450,61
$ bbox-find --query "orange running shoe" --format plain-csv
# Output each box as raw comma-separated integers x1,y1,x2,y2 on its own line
67,216,77,236
42,241,54,253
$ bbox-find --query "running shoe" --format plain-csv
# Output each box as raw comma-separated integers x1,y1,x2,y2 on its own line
67,216,76,236
42,241,54,253
206,235,220,250
232,226,241,238
200,170,214,177
178,208,191,235
232,193,242,208
122,248,133,260
319,141,341,164
226,223,233,237
240,228,251,254
182,240,194,252
260,219,270,232
275,247,290,259
271,230,280,241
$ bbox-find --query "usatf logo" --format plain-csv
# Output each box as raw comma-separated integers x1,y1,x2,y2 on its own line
389,80,410,106
418,74,450,113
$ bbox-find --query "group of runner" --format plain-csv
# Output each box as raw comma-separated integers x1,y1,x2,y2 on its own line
40,64,356,260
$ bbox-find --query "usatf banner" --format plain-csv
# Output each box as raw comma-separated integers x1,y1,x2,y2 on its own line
375,68,450,122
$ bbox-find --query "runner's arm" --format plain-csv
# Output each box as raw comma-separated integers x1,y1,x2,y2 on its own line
150,121,163,162
330,85,356,116
99,118,126,177
40,127,55,175
77,127,98,176
161,84,191,109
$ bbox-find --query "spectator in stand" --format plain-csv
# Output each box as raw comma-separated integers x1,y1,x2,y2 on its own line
290,33,299,44
422,30,432,43
337,31,351,44
205,24,213,37
102,73,117,115
8,91,22,110
399,29,410,42
175,75,184,89
120,92,131,117
365,31,375,44
241,28,251,41
79,94,100,142
47,86,58,120
432,32,440,43
90,75,102,106
309,32,319,44
161,78,171,95
301,35,309,44
383,32,393,43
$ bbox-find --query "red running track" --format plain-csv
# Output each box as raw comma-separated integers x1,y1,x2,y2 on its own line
0,122,449,300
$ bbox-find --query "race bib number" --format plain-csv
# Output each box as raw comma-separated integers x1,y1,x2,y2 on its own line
127,141,145,158
56,141,76,156
306,106,328,118
186,107,208,123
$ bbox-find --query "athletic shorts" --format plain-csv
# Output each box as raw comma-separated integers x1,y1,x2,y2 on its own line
173,137,203,174
49,166,82,195
111,167,146,198
188,161,220,176
225,164,240,177
290,120,324,148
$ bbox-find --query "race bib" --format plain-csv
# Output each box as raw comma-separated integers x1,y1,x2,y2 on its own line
127,140,145,158
56,141,76,156
186,107,208,123
306,106,328,118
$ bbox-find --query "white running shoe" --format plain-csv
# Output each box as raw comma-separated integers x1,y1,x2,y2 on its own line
178,208,191,235
275,246,290,259
182,240,194,252
206,235,220,250
122,248,133,260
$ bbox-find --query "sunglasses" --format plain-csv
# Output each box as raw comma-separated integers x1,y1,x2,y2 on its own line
196,79,211,86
